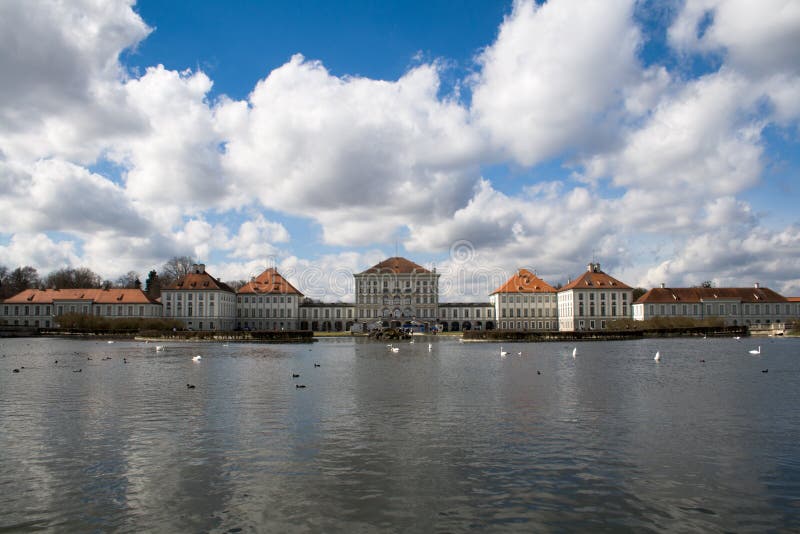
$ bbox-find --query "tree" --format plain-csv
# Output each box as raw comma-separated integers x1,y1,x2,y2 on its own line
701,281,714,288
43,267,102,289
144,270,161,299
632,287,647,301
7,266,40,295
225,279,248,292
0,265,9,299
159,256,196,287
115,271,141,289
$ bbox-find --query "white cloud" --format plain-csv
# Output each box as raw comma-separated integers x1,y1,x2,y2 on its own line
0,233,80,275
219,55,484,245
472,0,641,165
0,158,151,235
638,224,800,294
669,0,800,77
0,0,149,163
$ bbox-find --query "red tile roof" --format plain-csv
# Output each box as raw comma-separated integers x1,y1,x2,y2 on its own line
163,270,235,293
237,268,303,295
635,287,788,304
560,264,631,291
491,268,556,295
3,288,159,305
787,297,800,302
359,257,431,275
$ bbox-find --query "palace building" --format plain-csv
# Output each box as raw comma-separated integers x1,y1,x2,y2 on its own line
353,257,440,329
236,267,304,331
557,263,633,332
161,264,236,331
1,288,161,328
490,268,558,331
632,283,798,327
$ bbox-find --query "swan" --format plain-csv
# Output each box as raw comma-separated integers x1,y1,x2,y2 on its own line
428,343,432,351
192,355,202,362
107,340,114,344
748,346,761,355
572,347,577,358
734,336,741,341
654,351,660,362
391,346,400,353
500,346,508,357
155,345,165,352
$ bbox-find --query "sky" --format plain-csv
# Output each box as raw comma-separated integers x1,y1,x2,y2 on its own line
1,0,799,301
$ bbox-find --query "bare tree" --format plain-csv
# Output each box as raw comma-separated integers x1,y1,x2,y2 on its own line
6,266,40,295
159,256,196,287
115,271,141,289
0,265,11,299
44,267,102,289
225,279,248,292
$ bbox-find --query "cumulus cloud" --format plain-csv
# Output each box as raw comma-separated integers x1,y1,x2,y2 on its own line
0,159,151,236
472,0,641,165
219,55,484,245
0,0,149,163
0,0,798,297
0,233,80,274
669,0,800,77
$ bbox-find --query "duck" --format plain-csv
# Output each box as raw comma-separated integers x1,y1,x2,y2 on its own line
762,369,769,373
73,369,82,373
314,363,321,367
292,373,300,378
12,368,20,373
296,384,307,389
186,384,196,389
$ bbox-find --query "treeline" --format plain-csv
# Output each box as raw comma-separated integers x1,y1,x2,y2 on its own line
0,255,250,300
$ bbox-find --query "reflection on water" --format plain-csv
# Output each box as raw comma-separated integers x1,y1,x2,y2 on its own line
1,336,799,531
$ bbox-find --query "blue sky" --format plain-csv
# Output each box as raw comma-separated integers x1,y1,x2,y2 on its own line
0,0,799,299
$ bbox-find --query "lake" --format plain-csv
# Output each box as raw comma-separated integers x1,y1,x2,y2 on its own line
1,336,799,532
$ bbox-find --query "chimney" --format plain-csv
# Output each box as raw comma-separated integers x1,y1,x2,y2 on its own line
660,283,666,289
754,282,760,289
193,264,205,274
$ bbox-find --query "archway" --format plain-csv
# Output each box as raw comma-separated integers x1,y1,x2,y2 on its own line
451,321,460,331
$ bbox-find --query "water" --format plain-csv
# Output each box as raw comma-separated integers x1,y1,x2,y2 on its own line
1,336,799,532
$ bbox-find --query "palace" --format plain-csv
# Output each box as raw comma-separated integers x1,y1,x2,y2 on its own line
2,257,798,332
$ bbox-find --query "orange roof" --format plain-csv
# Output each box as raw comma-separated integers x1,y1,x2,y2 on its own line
163,270,235,293
635,287,787,304
237,268,303,295
491,268,556,295
3,288,158,305
358,257,431,275
560,263,631,291
788,297,800,302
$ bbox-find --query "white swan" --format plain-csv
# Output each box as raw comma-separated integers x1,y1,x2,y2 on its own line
748,346,761,355
155,345,165,352
428,343,432,351
192,355,202,362
500,346,508,357
391,346,399,353
572,347,577,358
654,351,660,362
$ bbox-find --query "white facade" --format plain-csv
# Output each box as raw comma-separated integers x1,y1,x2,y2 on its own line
161,264,236,331
632,284,799,327
354,257,440,328
557,263,633,332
